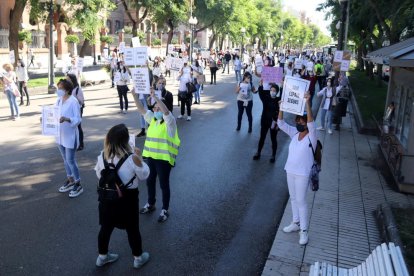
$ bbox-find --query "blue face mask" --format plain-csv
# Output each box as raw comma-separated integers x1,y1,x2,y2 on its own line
154,111,163,120
56,89,65,97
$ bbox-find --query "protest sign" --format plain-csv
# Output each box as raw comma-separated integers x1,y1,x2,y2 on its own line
132,37,140,47
281,76,310,115
119,42,126,53
255,57,264,73
294,59,303,69
130,68,150,94
9,50,15,64
42,105,60,136
103,48,109,58
135,47,148,66
334,50,343,62
123,48,135,66
333,50,351,72
201,51,210,59
340,60,351,71
168,44,174,53
76,57,84,73
170,57,184,71
261,67,283,84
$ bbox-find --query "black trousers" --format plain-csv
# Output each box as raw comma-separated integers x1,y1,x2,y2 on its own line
117,85,128,111
180,98,192,116
98,189,143,256
257,123,278,156
317,76,325,90
237,100,253,130
210,68,217,84
146,158,172,210
78,106,84,147
18,81,29,103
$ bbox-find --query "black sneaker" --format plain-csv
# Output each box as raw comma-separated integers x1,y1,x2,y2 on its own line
270,156,276,163
140,203,156,214
253,153,260,160
69,182,83,198
158,209,169,222
58,179,75,193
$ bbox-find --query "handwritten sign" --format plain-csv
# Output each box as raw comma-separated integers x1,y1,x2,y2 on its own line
170,57,184,71
340,60,351,71
130,68,150,94
122,47,148,66
261,67,284,84
42,105,60,136
333,50,351,72
281,76,310,115
123,48,135,66
334,50,343,62
255,57,264,73
294,59,303,69
76,57,84,73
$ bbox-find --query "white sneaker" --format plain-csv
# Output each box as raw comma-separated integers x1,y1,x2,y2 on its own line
186,116,191,121
316,126,325,131
299,230,309,245
328,129,333,134
123,110,127,114
177,115,183,119
282,222,300,233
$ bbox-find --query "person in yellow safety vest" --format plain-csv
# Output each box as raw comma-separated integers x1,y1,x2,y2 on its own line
132,88,180,222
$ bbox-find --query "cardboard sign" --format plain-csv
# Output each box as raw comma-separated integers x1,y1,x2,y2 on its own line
123,48,135,66
9,50,15,64
119,42,126,53
42,105,60,137
255,57,264,73
334,50,352,72
334,51,343,62
201,51,210,59
261,67,283,85
130,68,150,94
132,37,140,48
294,59,303,69
76,57,84,73
280,76,310,115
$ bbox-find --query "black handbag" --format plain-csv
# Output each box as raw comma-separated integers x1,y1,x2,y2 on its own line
308,138,322,191
186,82,197,93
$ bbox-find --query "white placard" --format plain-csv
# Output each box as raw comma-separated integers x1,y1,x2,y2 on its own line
294,59,303,69
201,51,210,59
76,57,84,73
181,43,186,52
119,42,126,53
123,48,135,66
135,47,148,66
340,60,351,72
170,57,184,71
334,50,343,62
129,134,136,149
113,72,121,84
168,44,174,53
239,83,249,97
9,50,15,64
103,48,109,58
132,37,141,48
150,90,163,105
255,57,264,73
280,76,310,115
42,105,60,136
130,68,150,94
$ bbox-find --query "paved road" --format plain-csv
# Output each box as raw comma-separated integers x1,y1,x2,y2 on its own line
0,72,291,275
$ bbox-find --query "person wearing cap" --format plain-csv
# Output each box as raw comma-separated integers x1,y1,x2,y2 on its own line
131,88,180,223
277,92,316,245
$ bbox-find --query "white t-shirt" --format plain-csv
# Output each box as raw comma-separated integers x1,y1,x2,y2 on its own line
55,96,81,149
94,153,150,189
278,120,317,176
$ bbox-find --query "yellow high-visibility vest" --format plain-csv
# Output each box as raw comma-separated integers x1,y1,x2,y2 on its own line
143,118,180,166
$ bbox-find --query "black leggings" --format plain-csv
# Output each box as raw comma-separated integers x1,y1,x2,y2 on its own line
117,85,128,111
78,107,84,147
257,123,278,156
180,98,192,116
210,68,217,84
146,158,172,210
237,100,253,130
18,81,29,103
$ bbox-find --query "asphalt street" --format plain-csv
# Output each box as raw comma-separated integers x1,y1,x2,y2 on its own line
0,72,292,275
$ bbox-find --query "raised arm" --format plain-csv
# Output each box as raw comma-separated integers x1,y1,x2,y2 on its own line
304,92,313,122
131,88,148,116
150,88,170,115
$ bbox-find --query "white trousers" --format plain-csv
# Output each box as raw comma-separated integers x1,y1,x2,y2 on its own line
287,173,309,230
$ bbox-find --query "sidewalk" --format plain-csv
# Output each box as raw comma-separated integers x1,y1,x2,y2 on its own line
262,103,414,275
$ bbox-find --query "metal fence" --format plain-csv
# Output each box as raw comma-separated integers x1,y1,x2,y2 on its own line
30,30,46,48
0,29,9,48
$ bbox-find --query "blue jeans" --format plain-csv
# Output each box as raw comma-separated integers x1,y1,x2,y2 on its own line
58,144,80,181
139,96,148,129
320,109,332,129
6,90,19,117
194,84,201,103
235,70,242,82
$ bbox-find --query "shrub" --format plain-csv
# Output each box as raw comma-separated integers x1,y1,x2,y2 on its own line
152,38,161,46
18,30,32,44
100,35,114,44
65,34,80,44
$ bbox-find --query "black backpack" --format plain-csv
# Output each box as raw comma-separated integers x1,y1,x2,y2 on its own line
97,153,135,202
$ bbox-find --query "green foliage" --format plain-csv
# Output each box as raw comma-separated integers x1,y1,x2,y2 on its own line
65,35,80,44
171,37,178,44
18,30,32,43
124,26,133,34
152,38,161,46
136,30,146,41
100,35,114,44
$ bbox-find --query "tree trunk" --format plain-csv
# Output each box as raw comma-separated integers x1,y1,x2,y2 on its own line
376,63,383,87
357,44,364,70
166,20,174,55
79,39,90,58
219,36,224,50
209,33,217,50
9,0,28,65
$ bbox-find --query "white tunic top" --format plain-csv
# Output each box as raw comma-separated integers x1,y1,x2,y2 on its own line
55,96,81,149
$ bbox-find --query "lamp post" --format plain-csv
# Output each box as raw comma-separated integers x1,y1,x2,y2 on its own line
188,16,198,63
240,27,246,54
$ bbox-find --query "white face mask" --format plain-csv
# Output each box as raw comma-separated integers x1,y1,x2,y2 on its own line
327,82,331,87
56,89,65,97
270,91,277,98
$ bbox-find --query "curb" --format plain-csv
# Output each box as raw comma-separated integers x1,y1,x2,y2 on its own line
375,204,405,256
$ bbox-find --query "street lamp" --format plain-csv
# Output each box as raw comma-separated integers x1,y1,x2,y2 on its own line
39,0,62,94
188,16,198,63
240,27,246,54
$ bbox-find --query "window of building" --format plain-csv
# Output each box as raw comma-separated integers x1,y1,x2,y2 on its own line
115,20,121,32
106,20,112,34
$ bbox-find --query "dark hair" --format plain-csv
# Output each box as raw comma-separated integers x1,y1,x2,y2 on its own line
270,84,279,92
104,124,131,159
66,74,79,88
117,62,127,73
18,59,26,67
58,79,74,94
295,113,308,124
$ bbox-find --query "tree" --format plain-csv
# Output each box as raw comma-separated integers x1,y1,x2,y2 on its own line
121,0,160,37
8,0,28,65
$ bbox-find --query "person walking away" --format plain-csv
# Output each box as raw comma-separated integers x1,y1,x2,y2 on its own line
131,89,181,222
192,60,203,104
177,69,193,121
94,124,150,269
16,59,30,106
55,79,83,198
279,53,286,73
66,74,85,151
209,56,218,85
253,83,281,163
28,49,35,68
110,52,118,88
116,61,131,114
314,60,325,90
235,73,256,133
234,55,242,83
222,51,232,74
278,92,315,245
2,63,20,120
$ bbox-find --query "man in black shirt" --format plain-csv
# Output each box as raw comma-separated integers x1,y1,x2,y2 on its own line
222,51,232,74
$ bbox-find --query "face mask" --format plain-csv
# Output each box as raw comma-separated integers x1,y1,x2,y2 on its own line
157,84,164,90
296,124,306,132
56,89,65,97
154,111,163,120
270,91,277,98
327,82,331,87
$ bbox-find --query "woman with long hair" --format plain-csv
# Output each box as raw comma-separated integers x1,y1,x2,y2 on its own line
116,61,131,114
66,74,85,150
1,63,20,120
16,58,30,106
94,124,150,269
